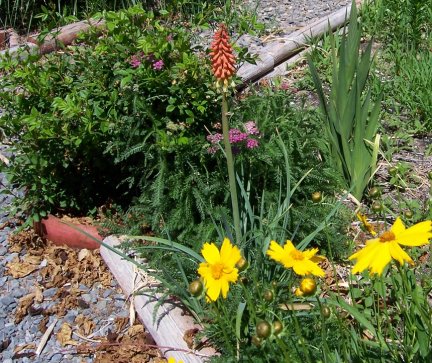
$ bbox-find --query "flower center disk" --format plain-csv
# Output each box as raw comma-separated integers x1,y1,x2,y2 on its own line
379,231,396,242
290,250,304,261
211,263,225,279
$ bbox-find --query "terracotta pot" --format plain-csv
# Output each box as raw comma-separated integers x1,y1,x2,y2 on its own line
34,214,102,249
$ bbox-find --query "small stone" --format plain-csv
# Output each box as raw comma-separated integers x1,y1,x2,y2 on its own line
95,300,107,311
50,353,63,362
102,289,111,298
4,252,18,263
0,246,7,256
81,293,93,303
0,295,16,307
43,287,58,298
12,288,27,298
3,358,13,363
113,294,125,301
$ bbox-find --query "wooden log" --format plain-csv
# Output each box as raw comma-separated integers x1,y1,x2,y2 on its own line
27,18,106,55
100,236,217,362
237,0,363,86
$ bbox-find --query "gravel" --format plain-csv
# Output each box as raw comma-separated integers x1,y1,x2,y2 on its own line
0,1,353,361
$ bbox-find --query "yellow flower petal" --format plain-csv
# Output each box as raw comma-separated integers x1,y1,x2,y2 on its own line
220,237,241,266
267,240,285,263
201,242,220,264
206,278,222,301
396,220,432,246
388,241,414,266
368,243,392,275
390,217,406,235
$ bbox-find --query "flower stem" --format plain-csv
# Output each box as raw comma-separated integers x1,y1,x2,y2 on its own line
221,92,241,244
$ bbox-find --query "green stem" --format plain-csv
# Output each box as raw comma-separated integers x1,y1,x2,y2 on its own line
221,92,241,244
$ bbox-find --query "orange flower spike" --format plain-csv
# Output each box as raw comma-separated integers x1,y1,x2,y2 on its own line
210,24,236,88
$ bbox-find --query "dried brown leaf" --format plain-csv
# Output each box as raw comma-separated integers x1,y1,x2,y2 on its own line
15,293,35,323
5,256,40,278
56,323,78,346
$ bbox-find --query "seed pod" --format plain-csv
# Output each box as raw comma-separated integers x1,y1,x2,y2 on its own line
368,187,381,199
251,335,262,347
388,166,398,176
273,320,283,335
404,210,413,219
371,201,383,213
188,280,203,297
263,289,274,302
311,191,323,203
320,304,331,319
256,321,272,339
236,257,248,272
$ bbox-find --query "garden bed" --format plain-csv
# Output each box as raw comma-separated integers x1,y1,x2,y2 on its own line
1,0,432,361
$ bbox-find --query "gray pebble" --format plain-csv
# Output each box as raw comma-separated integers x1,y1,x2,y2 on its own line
0,246,7,255
81,293,93,303
95,300,107,311
12,287,27,298
113,293,125,301
2,350,12,360
50,353,63,362
43,287,58,298
102,289,111,298
8,278,19,289
4,252,18,263
0,294,16,306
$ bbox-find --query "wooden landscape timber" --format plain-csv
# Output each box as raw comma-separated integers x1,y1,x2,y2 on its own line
237,0,363,87
0,1,363,87
100,236,217,363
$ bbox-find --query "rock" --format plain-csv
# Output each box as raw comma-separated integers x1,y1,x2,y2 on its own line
12,288,27,298
102,289,111,298
0,246,7,255
81,293,93,303
95,300,107,311
43,287,58,298
0,295,16,307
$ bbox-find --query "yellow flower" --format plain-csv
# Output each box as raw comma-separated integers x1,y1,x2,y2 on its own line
349,217,432,275
167,357,184,363
357,213,377,236
198,238,241,301
267,240,325,277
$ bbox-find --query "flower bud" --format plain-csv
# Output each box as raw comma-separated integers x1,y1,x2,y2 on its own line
188,280,203,297
256,321,272,339
272,320,283,335
311,191,323,203
236,257,248,272
299,278,317,296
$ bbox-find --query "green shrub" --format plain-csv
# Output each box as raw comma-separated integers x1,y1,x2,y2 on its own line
0,5,218,223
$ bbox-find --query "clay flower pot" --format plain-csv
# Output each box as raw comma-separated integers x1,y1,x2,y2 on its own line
34,214,102,249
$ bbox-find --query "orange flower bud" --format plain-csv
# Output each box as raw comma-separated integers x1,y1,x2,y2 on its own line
210,24,236,83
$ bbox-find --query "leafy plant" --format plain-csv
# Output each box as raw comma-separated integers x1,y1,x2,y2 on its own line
308,1,382,202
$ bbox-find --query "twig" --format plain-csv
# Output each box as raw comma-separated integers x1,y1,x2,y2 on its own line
36,318,58,355
72,331,102,343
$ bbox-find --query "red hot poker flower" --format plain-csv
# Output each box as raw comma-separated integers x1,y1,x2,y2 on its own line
210,24,236,84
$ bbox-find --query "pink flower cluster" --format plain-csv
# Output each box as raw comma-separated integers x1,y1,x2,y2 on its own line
206,121,260,154
128,52,164,71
